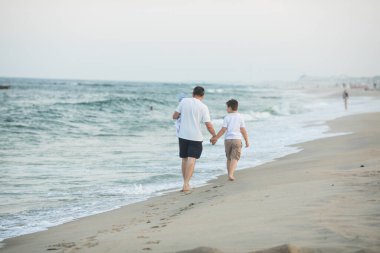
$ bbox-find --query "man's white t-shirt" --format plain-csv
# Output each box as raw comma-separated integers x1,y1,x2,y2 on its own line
176,97,211,141
222,112,246,140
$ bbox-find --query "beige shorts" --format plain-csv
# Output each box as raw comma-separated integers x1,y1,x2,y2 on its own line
224,139,242,160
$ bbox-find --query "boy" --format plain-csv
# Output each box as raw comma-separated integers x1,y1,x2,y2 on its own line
211,99,249,181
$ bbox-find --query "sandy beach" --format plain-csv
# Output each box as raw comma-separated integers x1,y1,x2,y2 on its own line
1,109,380,253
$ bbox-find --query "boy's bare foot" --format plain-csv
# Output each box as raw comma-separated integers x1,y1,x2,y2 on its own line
181,183,191,192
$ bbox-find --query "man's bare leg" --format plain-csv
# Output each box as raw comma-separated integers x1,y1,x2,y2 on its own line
182,157,196,192
181,158,187,180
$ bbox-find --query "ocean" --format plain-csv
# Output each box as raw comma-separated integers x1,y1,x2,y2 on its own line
1,77,379,242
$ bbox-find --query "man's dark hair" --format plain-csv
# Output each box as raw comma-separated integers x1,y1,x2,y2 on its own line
226,99,238,111
193,86,205,97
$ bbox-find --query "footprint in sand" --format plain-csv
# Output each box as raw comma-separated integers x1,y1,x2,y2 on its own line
111,224,126,232
180,202,195,211
83,240,98,248
83,236,99,248
146,240,160,245
47,242,76,251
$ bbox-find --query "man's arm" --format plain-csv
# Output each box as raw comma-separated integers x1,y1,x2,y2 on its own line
172,111,180,120
205,122,216,137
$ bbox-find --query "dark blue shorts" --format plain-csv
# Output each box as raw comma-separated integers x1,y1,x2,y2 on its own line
178,138,203,159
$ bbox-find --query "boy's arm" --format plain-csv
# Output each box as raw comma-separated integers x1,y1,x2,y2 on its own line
210,127,226,145
240,127,250,148
215,127,227,140
172,111,180,120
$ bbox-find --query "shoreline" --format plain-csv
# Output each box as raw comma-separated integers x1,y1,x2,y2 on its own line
1,111,380,253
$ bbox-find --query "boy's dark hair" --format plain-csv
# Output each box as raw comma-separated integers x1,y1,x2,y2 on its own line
226,99,238,111
193,86,205,97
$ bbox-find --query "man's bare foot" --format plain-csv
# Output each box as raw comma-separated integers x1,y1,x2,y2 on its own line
228,175,235,181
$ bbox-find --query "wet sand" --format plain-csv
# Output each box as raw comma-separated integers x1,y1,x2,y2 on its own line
1,112,380,253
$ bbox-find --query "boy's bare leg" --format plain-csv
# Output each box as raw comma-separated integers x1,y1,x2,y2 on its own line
226,159,231,178
227,159,238,181
182,157,196,191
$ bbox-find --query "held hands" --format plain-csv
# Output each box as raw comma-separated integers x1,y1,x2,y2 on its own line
210,136,218,145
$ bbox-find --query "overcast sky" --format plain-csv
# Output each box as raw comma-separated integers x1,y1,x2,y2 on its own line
0,0,379,83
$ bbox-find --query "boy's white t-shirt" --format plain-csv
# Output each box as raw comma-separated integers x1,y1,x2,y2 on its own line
176,97,211,141
222,112,246,140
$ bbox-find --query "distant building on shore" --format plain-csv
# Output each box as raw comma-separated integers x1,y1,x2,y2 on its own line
297,75,380,89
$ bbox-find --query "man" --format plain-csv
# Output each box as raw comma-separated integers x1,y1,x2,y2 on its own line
342,88,349,110
172,86,216,192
